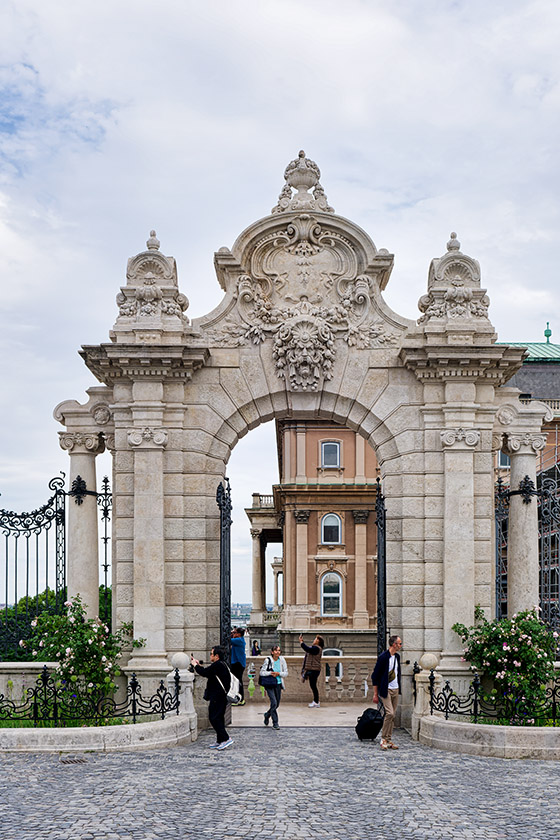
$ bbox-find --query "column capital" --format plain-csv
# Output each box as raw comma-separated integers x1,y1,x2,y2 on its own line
127,427,168,449
440,428,480,449
250,528,261,539
352,509,370,524
59,431,105,454
294,510,310,524
504,432,546,455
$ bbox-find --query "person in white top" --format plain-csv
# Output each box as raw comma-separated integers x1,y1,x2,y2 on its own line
371,635,403,750
259,645,288,730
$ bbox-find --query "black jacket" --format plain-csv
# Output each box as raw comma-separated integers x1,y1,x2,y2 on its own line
194,659,231,702
371,649,401,697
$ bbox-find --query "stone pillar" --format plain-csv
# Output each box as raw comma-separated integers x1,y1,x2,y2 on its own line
294,510,310,628
273,570,279,610
59,431,104,619
126,426,169,671
352,509,370,629
440,428,480,662
295,426,306,484
250,528,265,623
505,432,546,615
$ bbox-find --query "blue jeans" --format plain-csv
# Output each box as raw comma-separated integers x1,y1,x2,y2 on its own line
264,684,282,725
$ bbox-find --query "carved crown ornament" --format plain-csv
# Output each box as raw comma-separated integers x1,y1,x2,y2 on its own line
112,232,189,342
417,233,491,326
199,152,405,392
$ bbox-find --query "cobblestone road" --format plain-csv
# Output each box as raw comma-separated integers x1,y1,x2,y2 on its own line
1,727,560,840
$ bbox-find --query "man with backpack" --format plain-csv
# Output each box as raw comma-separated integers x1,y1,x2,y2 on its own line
191,646,234,751
371,635,403,750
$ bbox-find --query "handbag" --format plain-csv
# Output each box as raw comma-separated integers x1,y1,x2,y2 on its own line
259,656,279,687
216,667,242,704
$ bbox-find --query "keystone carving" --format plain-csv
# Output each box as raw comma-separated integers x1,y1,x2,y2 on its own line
127,428,169,449
440,428,481,448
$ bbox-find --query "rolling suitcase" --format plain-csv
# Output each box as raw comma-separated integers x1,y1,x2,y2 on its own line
355,706,384,741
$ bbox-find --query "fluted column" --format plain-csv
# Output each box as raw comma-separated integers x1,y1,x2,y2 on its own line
504,432,546,615
352,509,370,628
440,428,480,658
59,431,105,619
250,528,265,622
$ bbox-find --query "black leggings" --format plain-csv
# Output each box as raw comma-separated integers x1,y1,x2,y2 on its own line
308,670,319,703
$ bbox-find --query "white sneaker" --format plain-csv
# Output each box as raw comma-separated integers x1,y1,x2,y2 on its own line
208,742,220,749
217,738,234,751
308,701,320,708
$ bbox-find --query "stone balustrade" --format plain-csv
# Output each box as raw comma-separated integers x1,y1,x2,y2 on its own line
244,655,376,703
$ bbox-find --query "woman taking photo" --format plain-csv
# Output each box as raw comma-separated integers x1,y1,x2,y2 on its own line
259,644,288,730
299,634,324,708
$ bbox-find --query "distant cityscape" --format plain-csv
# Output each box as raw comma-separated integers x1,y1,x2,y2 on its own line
231,602,275,627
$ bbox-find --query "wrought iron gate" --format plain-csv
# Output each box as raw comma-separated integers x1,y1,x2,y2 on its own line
375,476,387,655
216,477,232,662
495,470,560,633
0,474,113,659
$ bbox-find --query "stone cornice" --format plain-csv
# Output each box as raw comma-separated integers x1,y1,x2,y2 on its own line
399,343,525,384
80,344,209,385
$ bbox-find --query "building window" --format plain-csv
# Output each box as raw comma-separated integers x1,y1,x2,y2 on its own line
321,513,341,544
498,451,511,469
321,441,340,468
321,572,342,616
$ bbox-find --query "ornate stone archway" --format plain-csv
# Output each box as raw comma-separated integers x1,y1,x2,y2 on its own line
54,151,545,695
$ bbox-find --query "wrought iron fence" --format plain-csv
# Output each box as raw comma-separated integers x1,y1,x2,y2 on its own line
0,665,180,727
0,474,113,658
429,670,560,726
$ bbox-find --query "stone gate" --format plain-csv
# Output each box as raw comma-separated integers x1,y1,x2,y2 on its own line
54,151,548,699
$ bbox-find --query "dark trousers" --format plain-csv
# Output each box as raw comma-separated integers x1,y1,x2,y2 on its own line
308,670,320,703
230,662,245,701
264,684,282,725
208,696,229,743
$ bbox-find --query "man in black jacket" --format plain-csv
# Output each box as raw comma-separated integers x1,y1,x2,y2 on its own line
371,635,402,750
191,646,233,751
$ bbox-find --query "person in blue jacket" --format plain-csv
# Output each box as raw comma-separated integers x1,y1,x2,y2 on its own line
230,627,246,706
371,635,402,750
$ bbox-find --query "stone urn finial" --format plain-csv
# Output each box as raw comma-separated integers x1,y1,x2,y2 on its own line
447,231,461,252
271,150,334,214
146,230,160,251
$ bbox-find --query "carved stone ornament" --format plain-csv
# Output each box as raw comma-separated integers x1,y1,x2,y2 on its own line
440,428,481,448
127,427,168,449
91,403,112,426
59,432,104,453
271,150,334,215
294,510,311,524
505,432,547,454
496,405,516,426
114,232,189,329
418,233,490,324
352,510,370,524
203,193,401,390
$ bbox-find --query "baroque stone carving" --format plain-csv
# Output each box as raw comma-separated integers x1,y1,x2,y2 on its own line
294,510,311,524
271,150,334,215
418,233,490,324
127,428,168,449
91,403,112,426
352,510,370,524
440,428,481,448
505,432,546,454
59,432,104,453
496,405,516,426
203,209,400,390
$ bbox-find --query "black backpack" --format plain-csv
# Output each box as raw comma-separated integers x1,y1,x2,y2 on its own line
355,707,384,741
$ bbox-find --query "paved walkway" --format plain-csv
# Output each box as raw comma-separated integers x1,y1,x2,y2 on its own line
2,716,560,840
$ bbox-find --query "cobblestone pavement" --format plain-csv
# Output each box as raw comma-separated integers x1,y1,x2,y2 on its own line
2,727,560,840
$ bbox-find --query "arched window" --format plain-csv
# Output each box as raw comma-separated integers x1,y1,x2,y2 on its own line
321,441,340,468
321,572,342,616
321,513,341,544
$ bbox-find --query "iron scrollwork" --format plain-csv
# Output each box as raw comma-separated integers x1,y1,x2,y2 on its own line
375,476,387,656
216,478,233,661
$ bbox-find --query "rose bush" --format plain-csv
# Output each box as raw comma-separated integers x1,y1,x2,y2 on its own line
453,606,557,713
22,594,144,697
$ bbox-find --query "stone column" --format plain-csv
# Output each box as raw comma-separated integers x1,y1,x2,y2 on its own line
250,528,265,623
59,431,104,619
294,510,310,621
273,569,279,610
295,426,306,484
352,509,370,629
504,432,546,615
126,426,169,671
440,428,480,661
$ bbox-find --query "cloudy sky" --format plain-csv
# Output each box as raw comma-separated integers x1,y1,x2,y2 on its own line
1,0,559,603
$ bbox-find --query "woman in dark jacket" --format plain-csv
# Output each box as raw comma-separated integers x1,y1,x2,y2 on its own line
299,634,324,708
191,645,233,750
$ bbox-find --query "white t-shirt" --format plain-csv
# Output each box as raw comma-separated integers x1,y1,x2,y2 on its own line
388,654,399,690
